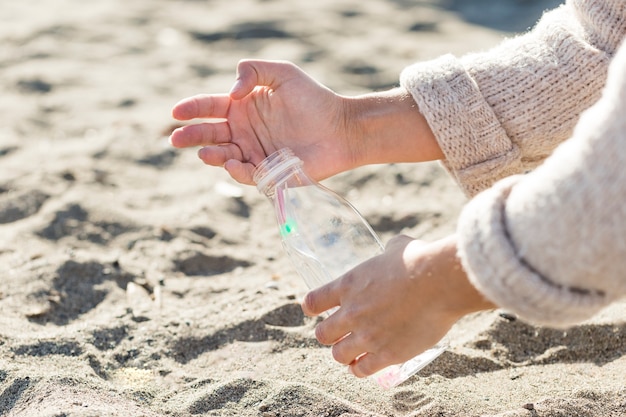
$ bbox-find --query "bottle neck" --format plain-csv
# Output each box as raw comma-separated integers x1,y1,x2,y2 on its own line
253,148,309,198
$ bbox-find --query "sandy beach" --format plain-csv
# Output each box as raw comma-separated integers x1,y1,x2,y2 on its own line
1,0,625,415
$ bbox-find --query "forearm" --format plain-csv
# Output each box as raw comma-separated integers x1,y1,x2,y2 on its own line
340,88,443,168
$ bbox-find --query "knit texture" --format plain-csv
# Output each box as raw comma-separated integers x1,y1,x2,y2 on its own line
458,40,626,326
400,0,625,197
400,0,626,326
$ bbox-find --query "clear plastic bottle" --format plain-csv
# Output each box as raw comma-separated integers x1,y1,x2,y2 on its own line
253,148,445,389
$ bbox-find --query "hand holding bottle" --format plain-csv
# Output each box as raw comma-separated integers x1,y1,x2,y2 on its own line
170,60,356,185
169,60,442,186
301,234,495,379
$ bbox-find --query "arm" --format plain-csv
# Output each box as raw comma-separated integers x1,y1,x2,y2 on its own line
300,42,626,377
401,0,626,196
170,62,441,185
457,39,626,326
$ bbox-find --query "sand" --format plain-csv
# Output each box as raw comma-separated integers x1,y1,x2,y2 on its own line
0,0,625,416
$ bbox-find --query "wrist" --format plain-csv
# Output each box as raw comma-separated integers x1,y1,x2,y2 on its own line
341,88,443,167
430,235,496,320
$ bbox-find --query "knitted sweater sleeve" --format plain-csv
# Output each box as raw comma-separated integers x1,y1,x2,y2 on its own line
456,40,626,327
400,0,626,197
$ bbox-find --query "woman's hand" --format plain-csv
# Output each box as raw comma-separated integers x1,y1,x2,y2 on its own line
170,60,356,185
170,59,442,185
301,234,495,378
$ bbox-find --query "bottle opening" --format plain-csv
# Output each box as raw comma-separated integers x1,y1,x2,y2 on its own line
253,148,303,195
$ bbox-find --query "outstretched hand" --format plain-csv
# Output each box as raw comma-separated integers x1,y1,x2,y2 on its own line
301,235,494,378
169,60,355,185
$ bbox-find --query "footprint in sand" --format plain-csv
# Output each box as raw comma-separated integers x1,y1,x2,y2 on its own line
260,303,307,327
392,390,434,413
0,376,32,414
257,384,364,417
91,325,130,351
479,318,626,366
12,340,83,357
170,303,318,364
188,378,268,414
27,260,134,325
418,350,502,379
174,250,252,276
0,189,49,224
191,380,365,417
37,203,136,244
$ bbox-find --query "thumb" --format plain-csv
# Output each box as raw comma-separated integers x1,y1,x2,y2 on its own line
384,234,418,251
229,59,294,100
229,59,270,99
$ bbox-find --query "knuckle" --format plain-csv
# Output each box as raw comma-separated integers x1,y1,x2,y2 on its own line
314,324,331,345
357,360,378,377
357,330,377,349
350,360,369,378
201,127,214,144
340,306,360,328
338,270,357,290
331,345,348,365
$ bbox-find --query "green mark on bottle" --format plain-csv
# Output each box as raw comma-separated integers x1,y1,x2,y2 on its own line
280,218,297,237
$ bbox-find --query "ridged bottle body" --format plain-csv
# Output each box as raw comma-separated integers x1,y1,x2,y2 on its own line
254,148,444,389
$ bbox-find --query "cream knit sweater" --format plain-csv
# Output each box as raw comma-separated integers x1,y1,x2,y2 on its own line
400,0,626,327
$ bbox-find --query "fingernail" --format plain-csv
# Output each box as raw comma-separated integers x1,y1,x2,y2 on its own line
229,78,243,96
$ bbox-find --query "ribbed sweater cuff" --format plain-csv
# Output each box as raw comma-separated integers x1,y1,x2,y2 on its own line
456,176,609,327
400,55,521,197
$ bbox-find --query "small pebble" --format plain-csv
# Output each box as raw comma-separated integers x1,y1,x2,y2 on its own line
499,312,517,321
265,282,279,290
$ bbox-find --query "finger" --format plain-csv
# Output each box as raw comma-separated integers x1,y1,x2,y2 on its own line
197,144,244,168
329,332,368,366
230,59,297,99
230,60,274,100
348,351,391,379
301,279,342,317
171,94,231,120
224,159,256,186
312,309,353,346
169,122,232,148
